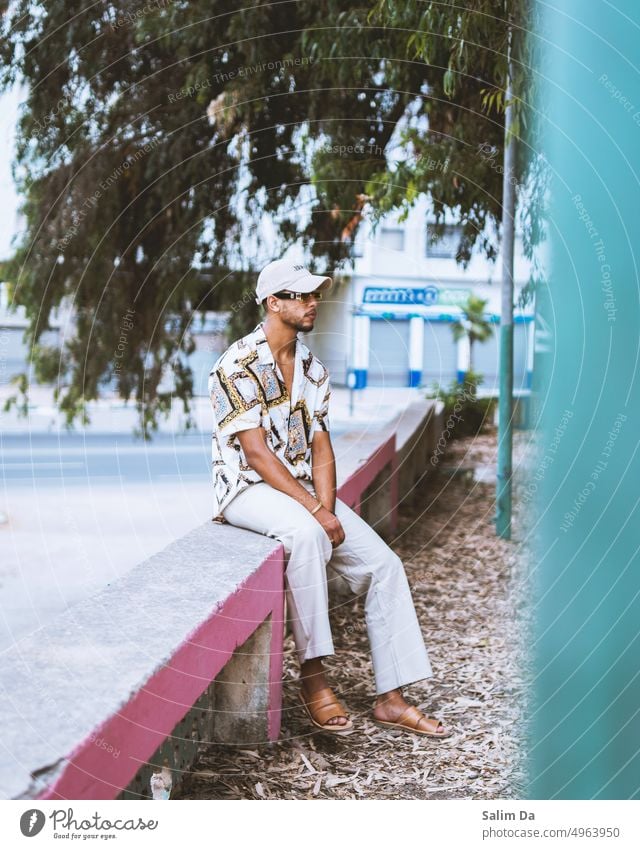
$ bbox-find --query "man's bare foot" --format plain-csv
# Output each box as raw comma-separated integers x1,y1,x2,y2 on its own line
300,658,349,728
373,688,450,736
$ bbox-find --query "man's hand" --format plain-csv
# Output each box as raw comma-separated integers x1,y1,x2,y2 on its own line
310,431,342,546
236,426,345,546
237,427,342,542
314,505,345,548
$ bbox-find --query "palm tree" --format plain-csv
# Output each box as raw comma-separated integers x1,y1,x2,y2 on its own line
451,294,494,376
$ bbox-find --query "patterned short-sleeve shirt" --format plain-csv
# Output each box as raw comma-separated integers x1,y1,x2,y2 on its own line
208,321,331,517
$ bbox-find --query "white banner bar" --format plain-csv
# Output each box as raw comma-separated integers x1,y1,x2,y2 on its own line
1,800,639,848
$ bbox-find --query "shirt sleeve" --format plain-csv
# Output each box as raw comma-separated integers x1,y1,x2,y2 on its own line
310,378,331,440
208,358,262,438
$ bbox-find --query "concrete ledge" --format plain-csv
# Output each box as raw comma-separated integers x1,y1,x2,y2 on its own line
0,524,284,801
393,399,443,508
335,430,398,539
335,398,441,531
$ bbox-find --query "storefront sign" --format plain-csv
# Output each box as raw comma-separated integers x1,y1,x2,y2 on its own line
362,286,471,306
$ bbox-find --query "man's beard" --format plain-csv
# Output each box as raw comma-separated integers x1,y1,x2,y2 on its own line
282,313,315,333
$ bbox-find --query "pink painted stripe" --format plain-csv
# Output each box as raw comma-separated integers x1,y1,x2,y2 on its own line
38,547,285,800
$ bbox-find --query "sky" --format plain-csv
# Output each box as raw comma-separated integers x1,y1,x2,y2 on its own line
0,86,24,261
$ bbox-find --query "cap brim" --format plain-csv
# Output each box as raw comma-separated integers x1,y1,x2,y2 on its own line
289,274,333,294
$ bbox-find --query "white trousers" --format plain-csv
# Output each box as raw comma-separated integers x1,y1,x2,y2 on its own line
222,479,433,695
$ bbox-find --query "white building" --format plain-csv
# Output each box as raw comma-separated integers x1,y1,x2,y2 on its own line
1,195,536,399
310,195,535,393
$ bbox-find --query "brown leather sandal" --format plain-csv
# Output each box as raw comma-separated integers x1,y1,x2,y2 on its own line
298,686,354,734
373,705,452,739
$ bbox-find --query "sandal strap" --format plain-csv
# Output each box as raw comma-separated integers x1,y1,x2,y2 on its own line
303,687,349,724
396,705,441,733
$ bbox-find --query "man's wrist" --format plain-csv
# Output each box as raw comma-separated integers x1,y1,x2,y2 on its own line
314,494,336,514
310,500,323,515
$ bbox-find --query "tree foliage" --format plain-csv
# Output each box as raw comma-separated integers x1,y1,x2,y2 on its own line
451,294,494,373
0,0,543,432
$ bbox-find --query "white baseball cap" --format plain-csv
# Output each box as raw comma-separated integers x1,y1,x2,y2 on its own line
255,259,332,305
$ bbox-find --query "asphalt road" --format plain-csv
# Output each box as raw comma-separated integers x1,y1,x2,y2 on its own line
0,433,216,652
0,432,212,485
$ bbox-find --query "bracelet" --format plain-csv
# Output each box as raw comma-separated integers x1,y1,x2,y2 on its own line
310,500,323,515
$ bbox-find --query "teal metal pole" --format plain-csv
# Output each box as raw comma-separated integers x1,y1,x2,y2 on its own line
527,0,640,799
496,23,516,540
496,322,514,538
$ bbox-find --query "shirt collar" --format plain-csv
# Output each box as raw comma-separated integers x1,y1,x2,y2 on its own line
252,321,309,404
252,322,275,365
253,320,307,365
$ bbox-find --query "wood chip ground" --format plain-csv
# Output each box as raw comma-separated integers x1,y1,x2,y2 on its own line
179,426,534,800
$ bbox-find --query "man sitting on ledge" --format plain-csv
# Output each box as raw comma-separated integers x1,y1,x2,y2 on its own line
207,258,451,739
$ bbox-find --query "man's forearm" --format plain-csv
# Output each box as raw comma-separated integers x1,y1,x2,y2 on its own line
244,446,321,512
311,444,337,514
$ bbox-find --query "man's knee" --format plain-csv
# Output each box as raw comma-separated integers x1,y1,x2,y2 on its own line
289,515,333,560
373,549,407,584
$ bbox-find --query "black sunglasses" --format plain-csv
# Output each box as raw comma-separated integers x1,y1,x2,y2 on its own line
272,290,324,302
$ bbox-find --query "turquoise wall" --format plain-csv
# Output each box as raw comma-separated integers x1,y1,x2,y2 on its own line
528,0,640,799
